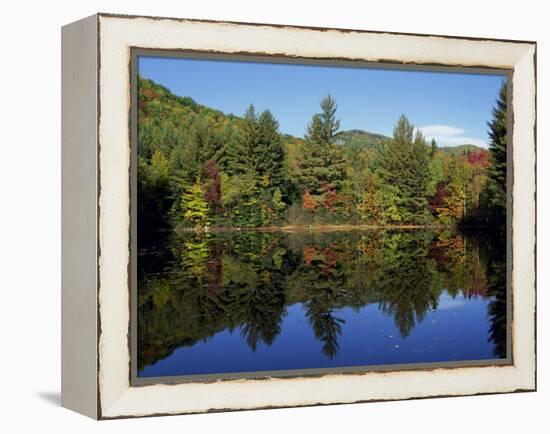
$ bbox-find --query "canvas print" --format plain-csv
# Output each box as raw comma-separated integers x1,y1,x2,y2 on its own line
135,55,509,380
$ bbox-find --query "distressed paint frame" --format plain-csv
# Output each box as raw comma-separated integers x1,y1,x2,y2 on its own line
129,49,515,386
61,13,536,419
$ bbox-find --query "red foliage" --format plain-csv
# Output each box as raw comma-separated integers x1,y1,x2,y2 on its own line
428,182,447,214
203,160,222,211
323,247,340,268
468,150,489,168
302,245,340,276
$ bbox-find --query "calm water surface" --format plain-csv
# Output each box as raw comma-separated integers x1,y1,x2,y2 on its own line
137,229,507,378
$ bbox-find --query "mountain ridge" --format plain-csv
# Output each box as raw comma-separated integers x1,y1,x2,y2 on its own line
139,76,488,155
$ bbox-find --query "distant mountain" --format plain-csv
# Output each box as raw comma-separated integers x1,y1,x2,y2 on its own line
438,144,488,156
334,131,489,157
140,76,487,160
334,129,390,150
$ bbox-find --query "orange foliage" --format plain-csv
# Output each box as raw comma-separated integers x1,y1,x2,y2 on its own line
142,88,157,100
302,191,316,212
322,183,339,211
303,246,317,264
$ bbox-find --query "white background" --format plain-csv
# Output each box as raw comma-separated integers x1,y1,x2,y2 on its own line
0,0,546,432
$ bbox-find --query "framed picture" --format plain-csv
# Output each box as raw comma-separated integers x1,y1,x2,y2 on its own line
61,13,536,419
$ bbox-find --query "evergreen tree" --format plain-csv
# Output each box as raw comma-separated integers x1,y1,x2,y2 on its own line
192,115,221,166
256,110,288,198
376,116,430,224
216,122,242,176
483,81,508,227
318,95,341,145
220,172,267,228
223,104,260,176
393,114,414,144
298,95,346,196
137,76,498,229
137,151,172,233
411,130,431,218
430,138,437,157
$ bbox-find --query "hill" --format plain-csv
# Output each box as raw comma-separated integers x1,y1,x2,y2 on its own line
439,144,487,156
138,76,240,124
334,129,389,150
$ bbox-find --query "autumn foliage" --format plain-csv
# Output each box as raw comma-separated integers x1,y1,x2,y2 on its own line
302,191,316,213
137,76,506,230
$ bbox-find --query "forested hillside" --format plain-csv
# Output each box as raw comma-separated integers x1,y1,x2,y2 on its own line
333,129,389,150
137,76,507,231
439,144,488,156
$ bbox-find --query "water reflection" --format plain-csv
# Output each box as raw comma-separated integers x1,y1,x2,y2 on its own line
137,229,507,377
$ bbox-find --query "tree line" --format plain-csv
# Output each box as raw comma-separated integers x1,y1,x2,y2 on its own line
137,77,507,231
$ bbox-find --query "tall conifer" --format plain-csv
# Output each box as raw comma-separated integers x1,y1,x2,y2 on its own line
298,95,346,195
484,81,508,227
376,115,430,224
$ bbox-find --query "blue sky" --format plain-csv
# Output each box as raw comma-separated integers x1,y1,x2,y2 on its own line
138,56,506,148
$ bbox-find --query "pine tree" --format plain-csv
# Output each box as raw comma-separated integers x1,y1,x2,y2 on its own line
318,95,340,145
393,114,414,144
217,122,243,176
484,81,508,227
298,95,346,196
376,115,431,224
256,110,288,198
192,115,220,165
410,129,431,219
430,138,437,157
224,104,260,175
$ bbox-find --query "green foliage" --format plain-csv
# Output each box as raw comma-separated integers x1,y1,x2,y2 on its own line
318,94,341,144
181,180,211,228
137,76,504,230
220,172,269,227
439,144,486,156
297,95,346,196
181,235,211,277
376,115,431,224
228,104,260,175
137,229,506,369
137,150,172,233
376,183,402,224
256,110,289,194
482,81,508,228
272,187,286,213
430,138,437,157
334,129,388,150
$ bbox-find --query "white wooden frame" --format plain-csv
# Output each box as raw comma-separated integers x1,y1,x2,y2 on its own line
61,13,536,419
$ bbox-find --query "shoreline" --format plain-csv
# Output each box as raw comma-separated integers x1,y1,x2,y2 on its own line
174,224,490,233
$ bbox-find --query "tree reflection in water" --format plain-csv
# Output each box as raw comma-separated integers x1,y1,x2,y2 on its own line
137,229,507,372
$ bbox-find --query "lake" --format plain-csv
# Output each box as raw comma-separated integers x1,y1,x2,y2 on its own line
136,228,507,378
